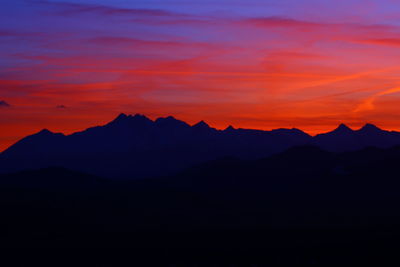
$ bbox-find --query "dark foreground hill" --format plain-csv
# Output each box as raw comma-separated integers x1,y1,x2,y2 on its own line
2,146,400,265
2,113,400,179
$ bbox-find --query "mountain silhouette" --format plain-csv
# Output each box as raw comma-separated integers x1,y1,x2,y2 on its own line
314,123,400,151
1,113,400,178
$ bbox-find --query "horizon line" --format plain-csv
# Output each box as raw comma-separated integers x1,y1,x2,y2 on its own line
1,112,395,154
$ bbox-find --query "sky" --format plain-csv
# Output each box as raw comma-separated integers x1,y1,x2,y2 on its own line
2,0,400,151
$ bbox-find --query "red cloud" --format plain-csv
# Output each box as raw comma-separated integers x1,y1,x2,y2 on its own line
359,38,400,47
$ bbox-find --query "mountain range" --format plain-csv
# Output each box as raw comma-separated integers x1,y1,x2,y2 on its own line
1,113,400,179
3,118,400,262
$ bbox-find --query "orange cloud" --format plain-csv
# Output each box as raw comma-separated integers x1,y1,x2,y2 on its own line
354,86,400,113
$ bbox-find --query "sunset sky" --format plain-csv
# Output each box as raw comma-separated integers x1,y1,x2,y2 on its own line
2,0,400,151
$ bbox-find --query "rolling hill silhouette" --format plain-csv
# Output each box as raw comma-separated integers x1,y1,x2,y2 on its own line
2,145,400,264
1,113,400,179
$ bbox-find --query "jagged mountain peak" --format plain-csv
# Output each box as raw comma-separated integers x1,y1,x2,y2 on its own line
109,113,129,124
108,113,153,126
156,115,176,121
358,123,382,133
193,120,210,129
34,129,64,138
130,113,150,120
37,129,53,135
331,123,353,134
116,113,128,119
155,115,180,124
224,125,235,131
337,123,352,130
155,116,190,128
